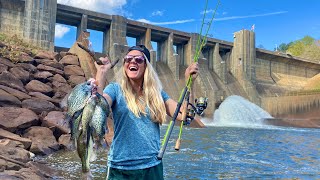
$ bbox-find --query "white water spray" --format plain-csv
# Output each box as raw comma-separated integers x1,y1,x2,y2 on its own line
203,95,272,127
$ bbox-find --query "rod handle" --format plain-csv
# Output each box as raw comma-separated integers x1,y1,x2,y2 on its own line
174,138,181,151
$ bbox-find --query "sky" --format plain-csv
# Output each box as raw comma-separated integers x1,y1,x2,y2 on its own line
55,0,320,53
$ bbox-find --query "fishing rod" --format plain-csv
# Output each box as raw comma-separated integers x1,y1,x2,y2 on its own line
157,0,220,159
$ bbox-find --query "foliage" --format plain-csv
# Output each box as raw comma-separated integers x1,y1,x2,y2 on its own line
0,32,42,62
277,36,320,62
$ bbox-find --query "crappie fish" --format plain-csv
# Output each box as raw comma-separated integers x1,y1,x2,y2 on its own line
66,80,110,177
66,81,93,140
90,93,109,146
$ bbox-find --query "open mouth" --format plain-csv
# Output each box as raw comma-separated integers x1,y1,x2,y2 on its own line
129,66,138,71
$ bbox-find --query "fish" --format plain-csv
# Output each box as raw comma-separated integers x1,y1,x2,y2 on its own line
66,81,93,140
66,80,110,178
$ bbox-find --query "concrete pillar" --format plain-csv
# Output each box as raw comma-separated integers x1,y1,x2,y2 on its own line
137,28,152,50
184,33,198,66
102,28,110,55
232,29,260,104
176,45,184,66
23,0,57,50
76,14,88,40
212,43,226,83
108,15,127,61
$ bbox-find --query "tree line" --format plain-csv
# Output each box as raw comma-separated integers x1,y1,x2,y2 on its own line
276,36,320,62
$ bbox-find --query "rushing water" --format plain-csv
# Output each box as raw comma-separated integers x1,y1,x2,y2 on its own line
45,126,320,179
45,96,320,179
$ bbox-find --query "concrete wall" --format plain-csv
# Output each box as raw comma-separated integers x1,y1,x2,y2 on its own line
0,0,25,37
0,0,56,50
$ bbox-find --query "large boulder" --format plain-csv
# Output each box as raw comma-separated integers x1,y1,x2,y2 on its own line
0,129,32,149
68,75,86,87
32,71,53,82
34,59,64,70
42,111,69,138
0,85,31,100
0,107,39,133
0,57,15,68
22,126,59,155
0,89,22,107
0,71,26,92
15,63,37,73
9,67,30,84
25,80,53,95
36,64,63,75
59,55,79,65
21,98,57,115
64,65,85,77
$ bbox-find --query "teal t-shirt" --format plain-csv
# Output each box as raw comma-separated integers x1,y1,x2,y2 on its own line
103,82,170,170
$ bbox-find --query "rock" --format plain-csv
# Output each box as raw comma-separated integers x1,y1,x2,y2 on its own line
59,55,79,65
0,167,49,180
64,65,84,77
0,139,25,149
34,51,55,60
42,111,69,138
18,53,33,63
27,161,62,179
58,134,72,150
34,59,64,70
0,144,32,164
0,63,8,72
25,80,53,94
0,129,32,149
15,63,37,73
52,81,72,95
0,85,31,100
0,107,39,133
9,67,30,84
21,98,57,115
28,92,60,104
59,51,76,58
36,64,63,75
32,71,53,82
0,71,26,92
49,74,67,83
68,75,86,87
0,57,14,68
0,89,22,107
22,126,59,155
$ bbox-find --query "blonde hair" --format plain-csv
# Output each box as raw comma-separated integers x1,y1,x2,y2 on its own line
116,57,167,124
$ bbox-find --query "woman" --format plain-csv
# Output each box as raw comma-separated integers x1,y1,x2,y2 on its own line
94,45,199,180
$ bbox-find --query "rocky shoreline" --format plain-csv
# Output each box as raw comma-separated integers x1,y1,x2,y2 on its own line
0,47,89,179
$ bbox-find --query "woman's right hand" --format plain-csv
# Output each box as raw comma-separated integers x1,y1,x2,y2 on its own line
95,56,112,75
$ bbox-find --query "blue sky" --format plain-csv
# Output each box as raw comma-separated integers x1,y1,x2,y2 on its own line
55,0,320,52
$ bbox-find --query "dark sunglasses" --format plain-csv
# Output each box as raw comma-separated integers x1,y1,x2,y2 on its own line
124,55,145,64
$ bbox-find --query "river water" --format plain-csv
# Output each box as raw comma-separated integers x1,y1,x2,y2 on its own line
45,125,320,179
45,96,320,179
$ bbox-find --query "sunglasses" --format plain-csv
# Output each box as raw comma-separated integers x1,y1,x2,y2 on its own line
124,55,145,64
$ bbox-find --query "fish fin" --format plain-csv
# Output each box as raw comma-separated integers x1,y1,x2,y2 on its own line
89,147,97,162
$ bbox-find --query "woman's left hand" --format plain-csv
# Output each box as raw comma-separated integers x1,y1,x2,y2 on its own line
185,62,199,81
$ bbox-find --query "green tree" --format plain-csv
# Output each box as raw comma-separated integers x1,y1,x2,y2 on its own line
287,41,305,56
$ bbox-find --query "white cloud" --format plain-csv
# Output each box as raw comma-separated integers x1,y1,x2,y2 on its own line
55,24,70,38
214,11,288,21
200,9,218,15
57,0,127,15
151,10,164,16
137,18,194,25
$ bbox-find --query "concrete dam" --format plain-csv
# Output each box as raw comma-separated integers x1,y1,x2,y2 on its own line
1,0,320,119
